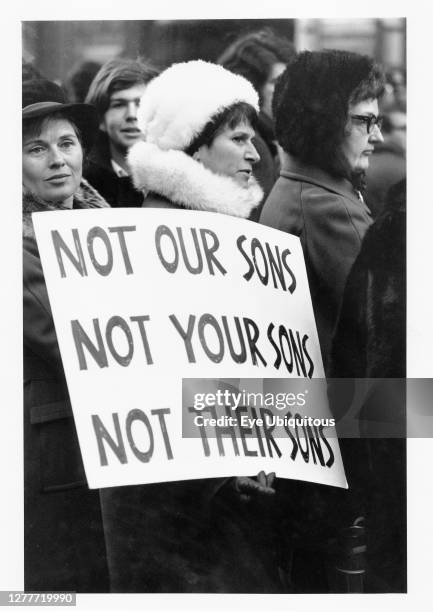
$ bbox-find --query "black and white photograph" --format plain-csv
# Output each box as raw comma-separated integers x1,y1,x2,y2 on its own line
1,2,432,611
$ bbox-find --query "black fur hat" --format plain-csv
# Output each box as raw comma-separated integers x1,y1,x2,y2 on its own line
273,50,385,177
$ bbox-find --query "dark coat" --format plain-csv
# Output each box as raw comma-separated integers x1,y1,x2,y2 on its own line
329,180,406,592
259,155,373,372
23,186,110,592
259,157,376,590
331,179,406,379
84,131,144,208
101,477,280,593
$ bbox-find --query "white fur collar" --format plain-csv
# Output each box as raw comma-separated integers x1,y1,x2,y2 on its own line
128,141,263,218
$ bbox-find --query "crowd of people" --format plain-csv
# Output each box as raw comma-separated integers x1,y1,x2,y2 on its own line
22,29,406,594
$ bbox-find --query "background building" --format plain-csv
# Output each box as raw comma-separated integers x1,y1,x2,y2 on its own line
23,18,405,83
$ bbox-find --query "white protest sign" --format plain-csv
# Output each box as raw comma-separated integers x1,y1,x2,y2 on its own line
33,208,346,489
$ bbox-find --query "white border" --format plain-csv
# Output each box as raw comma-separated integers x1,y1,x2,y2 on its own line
2,1,432,610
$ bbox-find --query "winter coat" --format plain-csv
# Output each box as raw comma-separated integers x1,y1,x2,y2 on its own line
84,131,144,208
331,179,406,379
130,140,264,218
23,180,110,592
328,180,406,592
97,142,281,593
259,154,373,372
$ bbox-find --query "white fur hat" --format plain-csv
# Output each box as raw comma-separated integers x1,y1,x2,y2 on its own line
136,60,259,151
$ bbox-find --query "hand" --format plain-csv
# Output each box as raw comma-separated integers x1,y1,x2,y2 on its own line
233,470,276,503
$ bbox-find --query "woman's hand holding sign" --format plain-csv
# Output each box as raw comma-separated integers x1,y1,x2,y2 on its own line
233,470,276,503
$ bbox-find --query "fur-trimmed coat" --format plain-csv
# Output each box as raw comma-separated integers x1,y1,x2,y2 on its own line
128,141,263,218
99,143,280,593
23,181,110,592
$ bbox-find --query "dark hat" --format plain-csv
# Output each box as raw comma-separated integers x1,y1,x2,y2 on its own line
22,78,99,150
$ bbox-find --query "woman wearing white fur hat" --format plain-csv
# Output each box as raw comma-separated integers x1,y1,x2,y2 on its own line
128,59,263,218
100,61,281,594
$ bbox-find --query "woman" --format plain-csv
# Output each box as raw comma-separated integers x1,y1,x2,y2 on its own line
260,50,386,373
260,51,389,592
128,59,263,217
100,60,279,593
22,78,110,591
217,29,295,210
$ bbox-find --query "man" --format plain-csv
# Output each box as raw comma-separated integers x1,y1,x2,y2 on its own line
85,58,158,207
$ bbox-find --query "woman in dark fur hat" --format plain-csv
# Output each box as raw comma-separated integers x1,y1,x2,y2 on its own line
259,50,391,592
22,78,110,592
260,49,386,372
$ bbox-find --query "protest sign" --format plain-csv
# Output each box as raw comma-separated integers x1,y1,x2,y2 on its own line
33,208,346,489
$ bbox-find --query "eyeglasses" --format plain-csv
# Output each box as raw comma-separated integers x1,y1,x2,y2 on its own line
350,114,384,134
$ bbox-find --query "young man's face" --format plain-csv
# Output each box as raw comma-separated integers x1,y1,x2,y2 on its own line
100,84,146,155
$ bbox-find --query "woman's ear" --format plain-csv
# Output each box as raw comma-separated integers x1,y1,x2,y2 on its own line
192,149,201,162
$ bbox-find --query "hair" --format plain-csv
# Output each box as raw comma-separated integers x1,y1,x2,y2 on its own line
23,112,84,153
85,57,159,119
218,29,295,106
273,49,386,179
184,101,257,156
